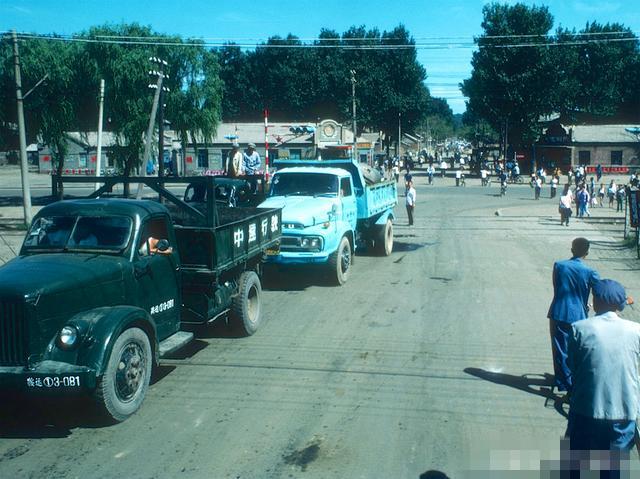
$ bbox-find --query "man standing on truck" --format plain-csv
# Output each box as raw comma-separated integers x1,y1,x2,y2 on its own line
406,180,416,226
243,143,261,175
226,142,245,177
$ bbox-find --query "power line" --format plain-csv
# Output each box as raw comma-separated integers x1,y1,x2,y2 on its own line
4,31,639,51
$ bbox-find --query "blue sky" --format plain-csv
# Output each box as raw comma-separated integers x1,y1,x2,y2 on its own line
2,0,640,114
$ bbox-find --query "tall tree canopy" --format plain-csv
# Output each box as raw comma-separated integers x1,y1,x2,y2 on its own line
217,24,431,145
461,2,556,147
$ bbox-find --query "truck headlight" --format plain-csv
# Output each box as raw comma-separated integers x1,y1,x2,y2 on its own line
58,325,79,350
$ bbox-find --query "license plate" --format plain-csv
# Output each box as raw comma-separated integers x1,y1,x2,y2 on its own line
265,248,279,256
26,375,81,388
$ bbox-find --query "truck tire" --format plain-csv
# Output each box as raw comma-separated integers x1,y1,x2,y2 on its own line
230,271,263,336
95,327,152,423
374,219,394,256
328,236,352,285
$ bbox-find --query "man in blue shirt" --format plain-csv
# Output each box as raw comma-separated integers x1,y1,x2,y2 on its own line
566,279,638,472
547,238,600,392
243,143,261,175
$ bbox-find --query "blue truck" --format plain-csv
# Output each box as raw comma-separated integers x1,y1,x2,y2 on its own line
258,159,397,285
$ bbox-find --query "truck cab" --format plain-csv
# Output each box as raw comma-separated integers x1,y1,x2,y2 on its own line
259,159,396,285
1,176,282,422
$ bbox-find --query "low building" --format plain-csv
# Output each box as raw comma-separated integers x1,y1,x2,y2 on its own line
536,117,640,174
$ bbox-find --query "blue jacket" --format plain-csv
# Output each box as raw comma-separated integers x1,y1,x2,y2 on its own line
547,257,600,323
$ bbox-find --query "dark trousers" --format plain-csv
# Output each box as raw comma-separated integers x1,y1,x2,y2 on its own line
560,206,572,225
549,319,573,391
406,204,414,225
551,188,557,198
535,187,541,199
564,412,635,479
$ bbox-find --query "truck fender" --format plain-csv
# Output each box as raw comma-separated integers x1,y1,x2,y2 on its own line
44,306,158,379
374,210,395,225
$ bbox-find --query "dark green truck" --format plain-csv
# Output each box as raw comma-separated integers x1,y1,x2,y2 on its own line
0,176,281,422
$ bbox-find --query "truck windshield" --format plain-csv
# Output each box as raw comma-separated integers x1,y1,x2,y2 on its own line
23,215,133,252
270,173,338,197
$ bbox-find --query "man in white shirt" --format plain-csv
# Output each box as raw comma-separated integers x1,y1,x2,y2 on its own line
567,279,638,468
455,169,462,186
405,180,416,226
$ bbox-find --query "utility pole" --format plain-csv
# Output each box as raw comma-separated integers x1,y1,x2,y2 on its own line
136,73,163,199
95,79,105,191
350,69,357,162
12,30,32,226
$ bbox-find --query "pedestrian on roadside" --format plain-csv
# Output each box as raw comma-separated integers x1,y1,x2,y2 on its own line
616,185,625,212
426,164,435,185
455,169,462,187
595,163,603,182
588,176,595,197
566,279,637,471
392,164,400,183
480,168,488,186
598,183,606,207
405,180,416,226
559,185,573,226
576,185,590,218
547,237,600,392
534,175,542,200
608,181,617,208
439,160,447,178
550,175,558,198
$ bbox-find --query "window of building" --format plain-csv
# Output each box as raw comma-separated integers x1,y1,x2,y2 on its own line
611,150,623,166
289,149,302,160
578,151,591,166
197,149,209,168
79,153,88,168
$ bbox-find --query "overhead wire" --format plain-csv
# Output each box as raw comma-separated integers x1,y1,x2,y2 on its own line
2,31,638,51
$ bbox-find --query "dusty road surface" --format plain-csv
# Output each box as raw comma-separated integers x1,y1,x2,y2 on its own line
1,172,639,478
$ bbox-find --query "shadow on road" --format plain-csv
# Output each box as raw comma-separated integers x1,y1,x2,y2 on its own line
262,265,334,291
464,367,568,418
0,394,111,438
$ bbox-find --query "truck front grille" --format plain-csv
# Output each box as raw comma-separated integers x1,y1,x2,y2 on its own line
0,300,28,366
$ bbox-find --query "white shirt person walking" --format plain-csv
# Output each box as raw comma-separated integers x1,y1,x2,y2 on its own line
405,180,416,226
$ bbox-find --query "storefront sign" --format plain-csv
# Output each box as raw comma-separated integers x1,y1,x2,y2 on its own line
586,166,629,174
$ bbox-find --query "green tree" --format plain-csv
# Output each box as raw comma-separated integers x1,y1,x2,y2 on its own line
554,23,640,116
166,43,223,172
462,3,556,149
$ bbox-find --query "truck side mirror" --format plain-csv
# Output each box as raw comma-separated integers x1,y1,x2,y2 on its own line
156,239,170,252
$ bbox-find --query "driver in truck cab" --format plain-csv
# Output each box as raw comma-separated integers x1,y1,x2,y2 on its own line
138,236,173,256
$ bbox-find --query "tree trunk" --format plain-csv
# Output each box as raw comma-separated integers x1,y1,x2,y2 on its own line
54,139,65,200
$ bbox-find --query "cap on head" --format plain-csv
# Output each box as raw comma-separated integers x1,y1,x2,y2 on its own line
232,142,239,148
593,279,626,311
248,142,256,148
571,237,590,257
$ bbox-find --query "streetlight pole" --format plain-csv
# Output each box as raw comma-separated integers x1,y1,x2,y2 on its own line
351,69,357,162
11,30,32,226
95,79,105,191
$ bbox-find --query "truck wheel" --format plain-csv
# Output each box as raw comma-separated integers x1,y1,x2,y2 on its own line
230,271,263,336
95,327,152,423
374,219,394,256
329,236,352,285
